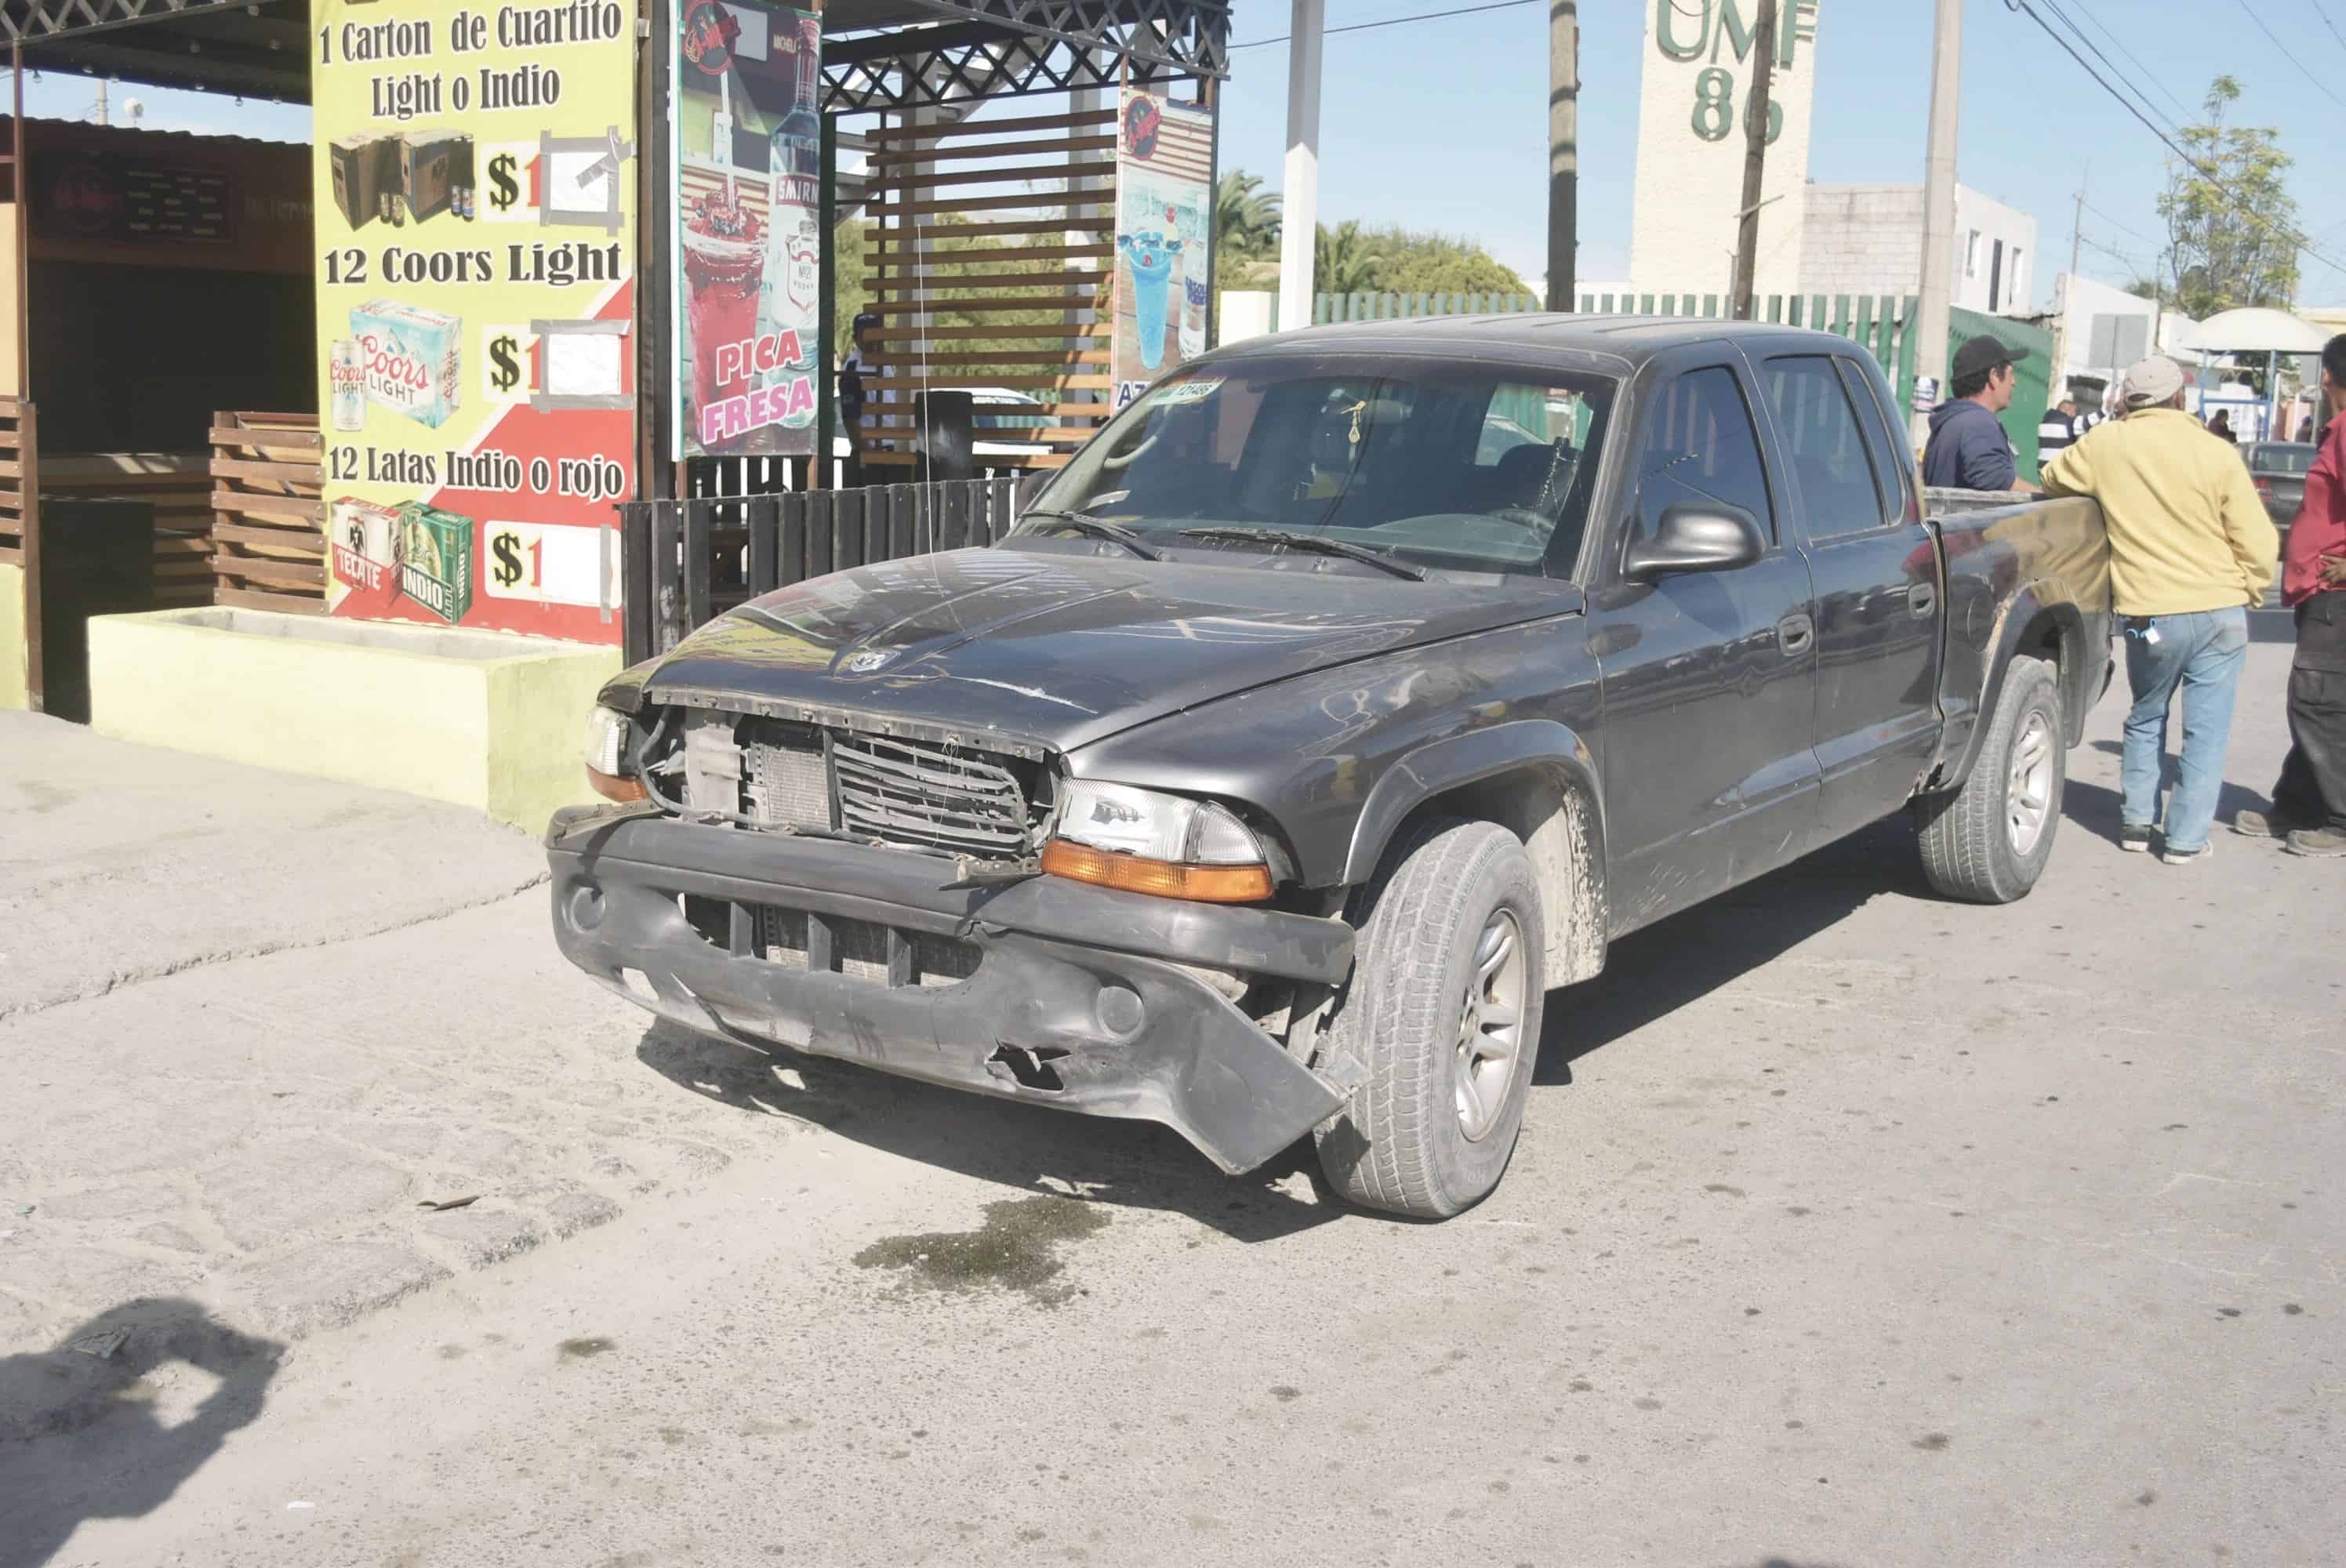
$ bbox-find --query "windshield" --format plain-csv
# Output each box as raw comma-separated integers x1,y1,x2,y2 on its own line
1022,355,1617,579
2253,443,2315,474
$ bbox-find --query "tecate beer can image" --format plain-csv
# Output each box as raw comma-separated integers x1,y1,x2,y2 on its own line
329,339,366,432
394,503,475,625
350,299,463,429
327,495,401,599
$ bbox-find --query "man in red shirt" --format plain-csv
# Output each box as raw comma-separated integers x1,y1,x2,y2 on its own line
2239,334,2346,855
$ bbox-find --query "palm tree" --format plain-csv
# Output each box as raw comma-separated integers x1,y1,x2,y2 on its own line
1215,170,1281,260
1314,220,1386,296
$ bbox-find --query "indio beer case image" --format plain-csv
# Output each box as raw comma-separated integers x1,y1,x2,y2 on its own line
394,503,476,626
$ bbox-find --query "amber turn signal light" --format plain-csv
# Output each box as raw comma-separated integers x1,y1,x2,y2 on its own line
586,765,648,803
1039,840,1273,902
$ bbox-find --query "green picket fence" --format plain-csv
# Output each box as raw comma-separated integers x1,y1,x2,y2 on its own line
1265,288,2056,475
1312,292,1543,323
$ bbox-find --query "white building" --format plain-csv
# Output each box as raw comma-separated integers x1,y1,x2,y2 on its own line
2046,273,2195,410
1628,0,1824,299
1798,183,2038,314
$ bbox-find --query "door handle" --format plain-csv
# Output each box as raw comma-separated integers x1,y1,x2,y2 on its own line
1908,583,1937,617
1776,612,1814,657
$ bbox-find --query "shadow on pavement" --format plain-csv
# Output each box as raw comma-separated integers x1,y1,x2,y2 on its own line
637,1024,1346,1243
2075,746,2268,830
0,1298,282,1568
1534,815,1924,1086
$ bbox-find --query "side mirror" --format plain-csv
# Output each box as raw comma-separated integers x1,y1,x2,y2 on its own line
1622,503,1766,581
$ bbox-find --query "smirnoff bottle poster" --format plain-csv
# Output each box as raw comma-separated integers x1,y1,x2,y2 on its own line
310,0,639,644
673,0,826,459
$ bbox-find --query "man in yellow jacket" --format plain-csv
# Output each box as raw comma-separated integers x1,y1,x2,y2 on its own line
2039,354,2280,863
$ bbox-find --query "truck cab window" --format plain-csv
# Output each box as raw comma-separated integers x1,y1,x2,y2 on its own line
1765,355,1894,539
1636,365,1774,544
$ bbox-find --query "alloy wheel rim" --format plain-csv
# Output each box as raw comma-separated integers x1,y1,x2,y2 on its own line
2007,710,2054,856
1454,908,1526,1142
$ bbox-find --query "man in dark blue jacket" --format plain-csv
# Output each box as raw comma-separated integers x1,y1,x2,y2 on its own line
1923,334,2034,492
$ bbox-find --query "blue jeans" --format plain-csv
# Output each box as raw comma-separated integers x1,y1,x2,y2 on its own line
2121,607,2250,851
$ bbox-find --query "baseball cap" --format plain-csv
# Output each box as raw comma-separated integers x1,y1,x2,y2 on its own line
2119,354,2186,410
1952,334,2028,383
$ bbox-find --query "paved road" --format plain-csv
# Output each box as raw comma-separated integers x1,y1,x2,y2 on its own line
3,633,2340,1568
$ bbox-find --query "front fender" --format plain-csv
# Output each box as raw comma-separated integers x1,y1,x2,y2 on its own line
1340,719,1605,884
1065,613,1604,891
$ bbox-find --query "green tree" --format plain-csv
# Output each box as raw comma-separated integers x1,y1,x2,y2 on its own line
1372,230,1532,296
2157,75,2300,315
1314,220,1389,295
1215,170,1282,261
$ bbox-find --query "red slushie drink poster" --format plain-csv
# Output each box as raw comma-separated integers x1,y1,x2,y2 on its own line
682,187,764,452
673,0,825,459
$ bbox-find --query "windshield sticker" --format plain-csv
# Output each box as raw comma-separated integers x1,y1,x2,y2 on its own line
1157,378,1223,405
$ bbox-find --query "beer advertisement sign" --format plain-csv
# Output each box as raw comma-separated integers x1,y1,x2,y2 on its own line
672,0,826,458
1110,88,1214,412
312,0,637,643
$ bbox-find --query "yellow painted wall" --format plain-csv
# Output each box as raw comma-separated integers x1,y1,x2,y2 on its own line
88,608,619,831
0,214,19,398
0,561,25,710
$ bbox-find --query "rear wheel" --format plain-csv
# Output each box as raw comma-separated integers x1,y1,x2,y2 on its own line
1916,653,2065,903
1314,818,1546,1219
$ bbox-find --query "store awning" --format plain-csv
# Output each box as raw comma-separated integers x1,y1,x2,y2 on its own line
1,0,1229,111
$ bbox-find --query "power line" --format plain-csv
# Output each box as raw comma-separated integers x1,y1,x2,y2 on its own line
1229,0,1542,51
2060,0,2194,122
2233,0,2346,111
2315,0,2346,61
2037,0,2184,133
2006,0,2346,279
2079,197,2155,245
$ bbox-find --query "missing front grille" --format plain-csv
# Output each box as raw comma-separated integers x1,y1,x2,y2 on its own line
750,904,979,988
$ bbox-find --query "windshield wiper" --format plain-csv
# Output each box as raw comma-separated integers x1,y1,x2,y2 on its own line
1019,510,1163,561
1176,526,1427,582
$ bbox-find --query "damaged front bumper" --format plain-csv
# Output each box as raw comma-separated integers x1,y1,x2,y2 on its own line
545,804,1354,1174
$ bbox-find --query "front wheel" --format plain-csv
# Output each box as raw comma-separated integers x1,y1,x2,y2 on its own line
1314,818,1546,1219
1915,653,2065,903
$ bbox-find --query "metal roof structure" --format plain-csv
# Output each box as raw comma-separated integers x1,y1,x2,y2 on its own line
1,0,1229,111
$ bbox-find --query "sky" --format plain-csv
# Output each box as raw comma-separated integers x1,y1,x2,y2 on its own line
1210,0,2346,310
20,0,2346,310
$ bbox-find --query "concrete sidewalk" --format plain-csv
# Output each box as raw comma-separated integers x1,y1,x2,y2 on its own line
0,720,798,1359
0,712,547,1020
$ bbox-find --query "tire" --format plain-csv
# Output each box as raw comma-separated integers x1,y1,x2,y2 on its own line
1314,818,1546,1219
1916,653,2065,904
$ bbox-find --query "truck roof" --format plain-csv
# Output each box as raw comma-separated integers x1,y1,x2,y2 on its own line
1212,313,1864,369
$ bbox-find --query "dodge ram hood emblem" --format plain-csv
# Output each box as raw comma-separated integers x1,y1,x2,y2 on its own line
844,648,896,673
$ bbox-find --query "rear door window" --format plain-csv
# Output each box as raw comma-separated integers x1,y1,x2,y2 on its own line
1634,365,1775,546
1763,354,1894,540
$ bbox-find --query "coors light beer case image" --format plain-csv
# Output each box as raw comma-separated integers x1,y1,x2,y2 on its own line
311,0,637,642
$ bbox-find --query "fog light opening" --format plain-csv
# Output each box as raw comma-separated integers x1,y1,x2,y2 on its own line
988,1044,1069,1092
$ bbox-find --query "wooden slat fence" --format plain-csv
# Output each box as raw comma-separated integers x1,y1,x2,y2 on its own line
40,454,212,609
623,477,1027,662
862,104,1121,472
0,397,38,706
209,411,325,615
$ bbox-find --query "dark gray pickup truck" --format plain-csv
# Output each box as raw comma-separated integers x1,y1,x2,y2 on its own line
550,318,2112,1218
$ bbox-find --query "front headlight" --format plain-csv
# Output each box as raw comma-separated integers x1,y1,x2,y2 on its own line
1040,781,1273,902
583,704,645,801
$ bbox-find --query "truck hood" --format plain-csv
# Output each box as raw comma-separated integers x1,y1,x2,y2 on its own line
638,546,1577,752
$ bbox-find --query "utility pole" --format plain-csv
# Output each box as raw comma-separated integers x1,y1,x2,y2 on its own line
93,78,107,126
1276,0,1326,332
1546,1,1578,313
2051,167,2083,401
1910,0,1962,446
1730,0,1776,319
